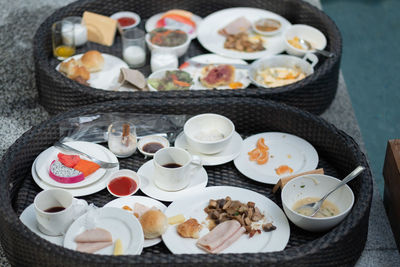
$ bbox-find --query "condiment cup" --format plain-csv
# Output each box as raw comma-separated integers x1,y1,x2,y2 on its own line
184,113,235,155
110,11,141,34
137,135,170,158
107,169,141,197
284,24,327,57
281,174,354,232
252,17,283,36
145,30,191,58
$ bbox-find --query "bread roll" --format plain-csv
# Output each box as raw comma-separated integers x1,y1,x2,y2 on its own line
139,209,168,239
59,58,78,75
67,66,90,81
177,218,202,239
80,50,104,72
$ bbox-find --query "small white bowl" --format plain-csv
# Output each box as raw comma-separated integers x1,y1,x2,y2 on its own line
107,169,140,197
252,17,283,36
137,135,170,157
281,174,354,232
184,113,235,155
284,24,327,57
145,29,191,57
110,11,141,34
147,68,193,91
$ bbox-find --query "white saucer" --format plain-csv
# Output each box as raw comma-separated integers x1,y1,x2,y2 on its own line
174,131,243,166
104,196,167,247
137,160,208,202
19,204,64,246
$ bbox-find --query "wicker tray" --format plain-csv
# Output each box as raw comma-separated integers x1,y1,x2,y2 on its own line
34,0,342,115
0,98,371,266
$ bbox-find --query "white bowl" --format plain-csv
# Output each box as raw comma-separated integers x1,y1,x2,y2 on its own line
147,68,193,91
281,174,354,232
107,169,140,197
249,54,318,89
184,113,235,155
284,24,327,57
110,11,141,34
137,135,170,157
252,17,283,36
145,30,191,57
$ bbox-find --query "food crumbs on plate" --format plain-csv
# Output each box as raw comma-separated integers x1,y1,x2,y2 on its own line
275,165,294,175
168,214,185,225
287,154,292,159
300,185,305,188
122,205,132,211
229,82,243,89
113,239,123,255
248,137,270,165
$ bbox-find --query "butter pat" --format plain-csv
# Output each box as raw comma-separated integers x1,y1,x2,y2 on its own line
168,214,185,225
113,239,123,255
82,11,117,46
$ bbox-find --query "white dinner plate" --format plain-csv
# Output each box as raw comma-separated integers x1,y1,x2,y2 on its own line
35,141,110,189
19,204,64,246
162,186,290,254
56,53,129,91
197,7,291,60
64,207,144,255
234,132,319,184
180,54,251,90
137,160,208,202
145,12,203,39
174,131,243,166
104,196,167,247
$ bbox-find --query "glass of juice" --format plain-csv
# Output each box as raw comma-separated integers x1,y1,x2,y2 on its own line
52,20,76,60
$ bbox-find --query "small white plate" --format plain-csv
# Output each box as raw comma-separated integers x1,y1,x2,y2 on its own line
145,12,203,39
104,196,167,247
181,54,251,90
174,131,243,166
35,141,111,189
19,204,64,246
162,186,290,254
56,53,129,91
64,207,144,255
234,132,319,184
137,160,208,202
197,7,291,60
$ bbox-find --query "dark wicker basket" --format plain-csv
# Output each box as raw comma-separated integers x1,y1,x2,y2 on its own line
34,0,342,115
0,98,371,266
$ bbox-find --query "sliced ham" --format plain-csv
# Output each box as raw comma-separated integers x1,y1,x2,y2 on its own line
196,220,245,253
76,241,113,253
218,17,252,37
74,228,112,243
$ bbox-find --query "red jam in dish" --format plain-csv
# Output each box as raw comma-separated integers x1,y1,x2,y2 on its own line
108,176,137,196
117,17,136,27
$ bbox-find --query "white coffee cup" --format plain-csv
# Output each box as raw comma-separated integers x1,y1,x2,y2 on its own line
153,147,202,191
34,188,88,236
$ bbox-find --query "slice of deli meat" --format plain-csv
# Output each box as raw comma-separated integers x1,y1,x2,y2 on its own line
76,241,113,253
218,17,252,36
196,220,245,253
74,228,112,243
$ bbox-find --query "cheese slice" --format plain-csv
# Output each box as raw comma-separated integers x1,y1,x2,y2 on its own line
82,11,117,46
113,239,123,255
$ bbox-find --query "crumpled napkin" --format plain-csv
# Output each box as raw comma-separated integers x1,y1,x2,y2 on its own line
116,68,148,91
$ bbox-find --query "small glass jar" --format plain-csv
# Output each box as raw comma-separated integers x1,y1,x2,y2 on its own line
108,122,137,158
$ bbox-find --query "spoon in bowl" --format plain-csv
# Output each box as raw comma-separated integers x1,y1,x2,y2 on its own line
296,166,365,217
298,38,335,58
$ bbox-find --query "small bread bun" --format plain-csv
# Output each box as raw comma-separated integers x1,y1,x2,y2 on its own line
67,66,90,81
59,58,78,75
79,50,104,72
139,209,168,239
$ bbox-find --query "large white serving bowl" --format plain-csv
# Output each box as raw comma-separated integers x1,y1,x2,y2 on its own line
281,174,354,232
184,113,235,155
284,24,327,57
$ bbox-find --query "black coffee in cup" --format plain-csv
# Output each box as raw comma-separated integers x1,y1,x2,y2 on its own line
44,206,65,213
162,163,182,168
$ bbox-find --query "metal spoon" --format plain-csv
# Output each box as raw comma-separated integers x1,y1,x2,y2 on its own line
298,38,335,58
296,166,365,217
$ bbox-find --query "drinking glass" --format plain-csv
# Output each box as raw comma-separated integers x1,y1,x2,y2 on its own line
52,20,76,60
108,121,137,158
121,28,146,68
62,16,88,47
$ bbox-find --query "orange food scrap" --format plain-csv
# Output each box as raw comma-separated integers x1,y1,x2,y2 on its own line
248,137,270,165
275,165,294,176
122,205,132,211
229,82,243,89
257,150,269,165
179,61,190,69
256,138,269,150
133,212,140,218
73,159,100,177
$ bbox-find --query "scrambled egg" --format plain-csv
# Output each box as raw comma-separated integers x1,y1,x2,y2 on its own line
255,66,306,87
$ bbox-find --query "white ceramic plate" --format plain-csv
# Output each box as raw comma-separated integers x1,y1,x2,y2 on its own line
19,204,64,246
56,53,129,91
181,54,251,90
234,132,319,184
104,196,167,247
137,160,208,202
162,186,290,254
64,207,144,255
35,141,110,189
145,12,203,39
174,131,243,166
197,8,291,60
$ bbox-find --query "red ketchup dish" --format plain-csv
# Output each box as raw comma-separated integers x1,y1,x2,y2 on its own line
110,11,141,34
107,169,140,197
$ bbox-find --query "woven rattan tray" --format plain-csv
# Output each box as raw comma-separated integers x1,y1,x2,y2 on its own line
0,98,371,266
34,0,342,115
